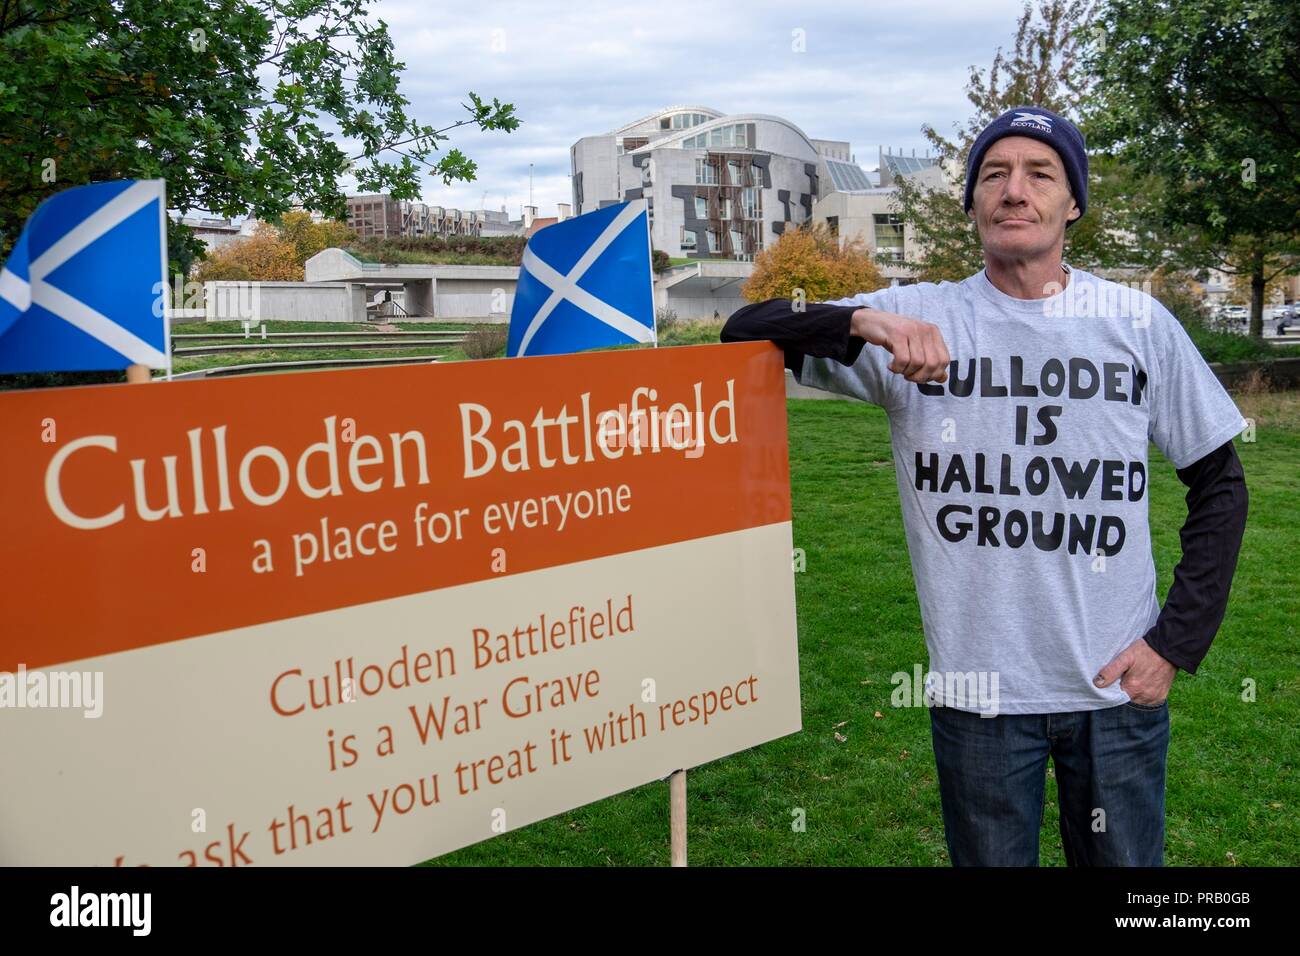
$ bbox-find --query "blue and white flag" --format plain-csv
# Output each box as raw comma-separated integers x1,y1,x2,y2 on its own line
508,199,655,357
0,179,169,373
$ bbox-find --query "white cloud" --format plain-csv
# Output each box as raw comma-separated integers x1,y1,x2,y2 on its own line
340,0,1033,216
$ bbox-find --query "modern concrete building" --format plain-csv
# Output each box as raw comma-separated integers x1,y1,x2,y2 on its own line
345,195,494,240
197,246,751,323
522,202,573,237
175,216,257,251
571,105,872,261
811,147,949,282
344,195,573,240
305,248,516,319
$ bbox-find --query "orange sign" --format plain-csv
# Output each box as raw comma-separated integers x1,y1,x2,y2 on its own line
0,342,801,865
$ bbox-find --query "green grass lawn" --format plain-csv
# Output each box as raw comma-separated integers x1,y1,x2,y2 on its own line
169,346,459,374
425,392,1298,866
166,320,508,372
171,321,494,334
163,320,718,373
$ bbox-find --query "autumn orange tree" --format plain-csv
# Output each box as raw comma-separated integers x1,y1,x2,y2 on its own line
192,215,354,282
192,223,301,282
278,211,355,269
741,221,886,304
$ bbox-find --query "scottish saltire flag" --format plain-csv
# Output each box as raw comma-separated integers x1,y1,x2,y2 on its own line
0,179,169,373
508,198,655,357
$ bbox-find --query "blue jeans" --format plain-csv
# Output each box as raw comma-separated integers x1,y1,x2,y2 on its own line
927,700,1170,866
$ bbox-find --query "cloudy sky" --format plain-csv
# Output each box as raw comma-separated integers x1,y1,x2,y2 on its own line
344,0,1035,217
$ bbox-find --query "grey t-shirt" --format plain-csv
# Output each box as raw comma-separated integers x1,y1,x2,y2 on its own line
798,264,1246,715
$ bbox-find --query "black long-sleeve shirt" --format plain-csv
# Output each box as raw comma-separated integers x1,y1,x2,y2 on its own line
721,297,1249,675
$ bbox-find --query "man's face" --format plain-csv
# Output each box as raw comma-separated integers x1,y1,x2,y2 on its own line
969,136,1079,260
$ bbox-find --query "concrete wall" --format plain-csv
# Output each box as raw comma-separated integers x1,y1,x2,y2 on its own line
571,136,619,216
208,254,751,325
812,188,943,284
305,247,374,282
662,290,748,321
431,277,516,320
204,281,364,323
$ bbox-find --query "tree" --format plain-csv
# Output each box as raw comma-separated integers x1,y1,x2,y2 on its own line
742,222,886,303
192,222,301,281
1224,238,1291,307
888,174,983,283
922,0,1096,169
890,1,1127,281
0,0,520,267
1082,0,1300,337
276,211,354,270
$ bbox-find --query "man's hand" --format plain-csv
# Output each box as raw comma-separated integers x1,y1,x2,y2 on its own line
852,307,951,384
1093,637,1177,705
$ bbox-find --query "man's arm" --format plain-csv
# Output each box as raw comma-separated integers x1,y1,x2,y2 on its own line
719,299,865,379
720,298,951,386
1140,438,1249,674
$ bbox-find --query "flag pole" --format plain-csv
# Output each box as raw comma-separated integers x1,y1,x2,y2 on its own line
135,178,168,385
643,198,658,350
158,179,173,381
670,768,687,866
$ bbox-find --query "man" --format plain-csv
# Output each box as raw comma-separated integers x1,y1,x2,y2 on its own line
721,105,1249,866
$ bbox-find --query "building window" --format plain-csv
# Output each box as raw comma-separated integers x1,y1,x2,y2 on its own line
663,112,709,132
695,195,708,218
874,214,904,262
741,187,758,219
682,123,748,149
827,216,839,238
695,158,718,185
706,229,719,253
680,226,697,251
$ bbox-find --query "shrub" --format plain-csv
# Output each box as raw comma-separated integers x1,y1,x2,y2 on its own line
742,221,886,304
462,326,509,359
655,307,679,335
193,222,300,281
348,234,526,265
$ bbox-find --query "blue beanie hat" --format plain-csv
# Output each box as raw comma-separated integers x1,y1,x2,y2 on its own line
963,106,1088,228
